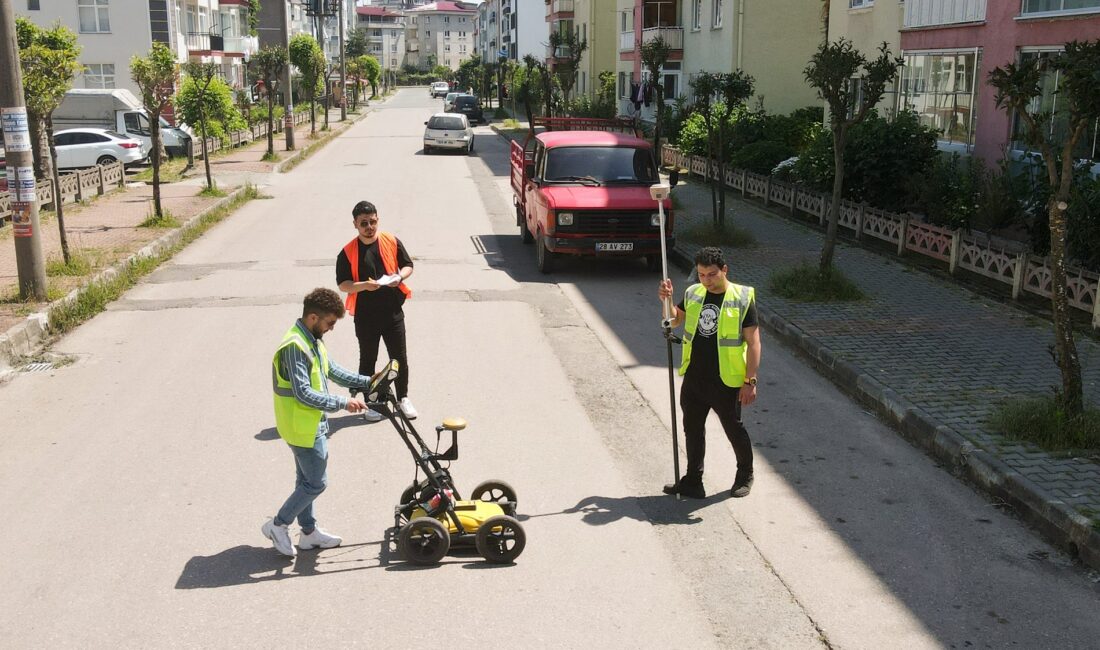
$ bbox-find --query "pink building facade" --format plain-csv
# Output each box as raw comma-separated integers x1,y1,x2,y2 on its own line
900,0,1100,165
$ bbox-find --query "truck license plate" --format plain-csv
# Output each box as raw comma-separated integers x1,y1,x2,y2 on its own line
596,243,633,251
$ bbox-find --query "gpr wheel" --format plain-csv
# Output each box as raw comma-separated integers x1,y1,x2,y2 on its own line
476,515,526,564
398,517,449,565
469,480,517,507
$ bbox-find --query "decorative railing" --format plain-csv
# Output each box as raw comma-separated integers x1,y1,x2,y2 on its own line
660,144,1100,328
641,26,684,50
619,31,634,52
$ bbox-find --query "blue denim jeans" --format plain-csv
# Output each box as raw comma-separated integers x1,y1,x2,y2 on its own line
274,433,328,533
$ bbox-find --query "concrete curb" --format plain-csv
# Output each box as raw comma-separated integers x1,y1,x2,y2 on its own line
667,245,1100,570
0,185,250,381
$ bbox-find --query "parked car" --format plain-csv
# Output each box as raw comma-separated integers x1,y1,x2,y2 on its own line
52,127,148,169
423,113,474,155
451,95,484,124
430,81,450,98
443,92,462,112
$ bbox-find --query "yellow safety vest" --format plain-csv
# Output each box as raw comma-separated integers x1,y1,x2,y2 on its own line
272,324,332,447
680,282,755,388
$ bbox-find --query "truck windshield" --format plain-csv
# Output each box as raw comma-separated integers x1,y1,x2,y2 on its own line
544,146,657,185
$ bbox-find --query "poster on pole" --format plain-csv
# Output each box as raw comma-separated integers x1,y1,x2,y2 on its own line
1,107,32,153
11,201,33,238
11,166,36,202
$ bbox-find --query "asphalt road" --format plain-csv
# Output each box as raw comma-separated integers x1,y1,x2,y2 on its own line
1,89,1098,648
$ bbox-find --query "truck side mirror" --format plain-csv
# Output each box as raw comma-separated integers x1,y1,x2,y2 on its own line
524,162,535,178
669,168,680,187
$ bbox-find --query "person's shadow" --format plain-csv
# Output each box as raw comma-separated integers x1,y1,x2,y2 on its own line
175,539,388,589
525,493,728,527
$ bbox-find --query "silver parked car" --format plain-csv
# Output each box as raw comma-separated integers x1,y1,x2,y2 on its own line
52,127,148,168
423,113,474,155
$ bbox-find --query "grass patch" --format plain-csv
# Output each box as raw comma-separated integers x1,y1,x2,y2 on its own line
198,185,227,198
261,151,280,162
678,221,756,248
131,157,189,184
48,184,259,335
989,396,1100,452
769,262,865,302
140,210,181,228
502,118,521,129
46,250,95,277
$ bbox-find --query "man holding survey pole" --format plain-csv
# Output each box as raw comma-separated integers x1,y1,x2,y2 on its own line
336,200,417,422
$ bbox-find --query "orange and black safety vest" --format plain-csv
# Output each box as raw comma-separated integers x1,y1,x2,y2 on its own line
342,232,412,316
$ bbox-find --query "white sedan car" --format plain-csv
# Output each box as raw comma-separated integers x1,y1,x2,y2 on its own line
423,113,473,155
52,128,148,169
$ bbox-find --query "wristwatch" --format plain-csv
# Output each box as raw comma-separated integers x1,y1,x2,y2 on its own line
744,377,758,387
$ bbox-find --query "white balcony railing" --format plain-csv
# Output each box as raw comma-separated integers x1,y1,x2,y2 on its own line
904,0,986,28
546,0,574,16
619,30,634,51
222,35,258,56
641,26,683,49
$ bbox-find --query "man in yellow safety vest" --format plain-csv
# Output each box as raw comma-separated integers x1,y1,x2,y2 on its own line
263,288,371,557
658,246,762,499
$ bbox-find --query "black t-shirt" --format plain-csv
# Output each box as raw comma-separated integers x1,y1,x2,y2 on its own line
335,237,413,323
678,288,757,384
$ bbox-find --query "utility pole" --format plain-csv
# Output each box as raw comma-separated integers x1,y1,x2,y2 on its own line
338,0,346,120
282,1,295,150
0,0,47,301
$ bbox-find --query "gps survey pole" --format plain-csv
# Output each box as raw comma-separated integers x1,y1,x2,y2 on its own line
650,181,680,491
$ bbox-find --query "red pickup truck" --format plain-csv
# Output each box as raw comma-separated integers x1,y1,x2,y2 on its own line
510,117,673,273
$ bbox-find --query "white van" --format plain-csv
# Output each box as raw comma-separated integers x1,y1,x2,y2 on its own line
53,89,192,158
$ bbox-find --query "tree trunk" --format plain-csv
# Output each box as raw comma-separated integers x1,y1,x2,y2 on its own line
265,89,275,156
29,117,50,180
708,123,719,230
200,107,212,190
820,129,846,272
1047,143,1084,415
46,116,71,265
309,96,316,134
717,117,727,232
151,117,163,218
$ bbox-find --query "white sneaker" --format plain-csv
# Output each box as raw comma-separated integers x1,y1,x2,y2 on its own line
298,527,343,550
399,397,418,419
261,518,296,557
362,408,384,422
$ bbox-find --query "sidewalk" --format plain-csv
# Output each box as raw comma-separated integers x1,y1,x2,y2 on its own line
669,175,1100,567
0,105,372,350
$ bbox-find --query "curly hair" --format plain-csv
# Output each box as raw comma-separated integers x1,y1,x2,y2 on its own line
694,246,727,269
302,287,346,319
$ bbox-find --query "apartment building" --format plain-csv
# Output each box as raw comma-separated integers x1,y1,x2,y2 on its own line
356,5,407,75
827,0,904,118
406,1,477,70
17,0,258,95
545,0,616,100
899,0,1100,164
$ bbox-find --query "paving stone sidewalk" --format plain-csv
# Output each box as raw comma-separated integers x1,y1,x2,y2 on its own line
0,106,364,336
670,176,1100,548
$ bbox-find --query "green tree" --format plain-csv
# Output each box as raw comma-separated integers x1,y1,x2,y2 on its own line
712,72,756,229
456,53,482,94
15,18,82,264
804,38,902,272
289,34,325,134
431,63,452,81
641,36,672,153
177,62,244,190
989,40,1100,417
549,28,587,107
345,28,369,58
247,0,261,35
130,42,178,219
250,45,288,156
518,55,548,127
359,55,381,98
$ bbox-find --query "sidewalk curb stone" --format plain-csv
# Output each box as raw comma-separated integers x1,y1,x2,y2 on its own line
669,245,1100,569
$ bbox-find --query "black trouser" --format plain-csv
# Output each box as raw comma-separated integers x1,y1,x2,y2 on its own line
355,314,408,399
680,377,753,478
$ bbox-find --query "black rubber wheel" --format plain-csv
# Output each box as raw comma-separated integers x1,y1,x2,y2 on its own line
398,517,450,565
399,480,428,507
424,145,432,155
645,254,662,272
467,138,474,154
518,206,533,244
469,480,517,507
536,231,555,274
96,155,117,166
475,515,526,564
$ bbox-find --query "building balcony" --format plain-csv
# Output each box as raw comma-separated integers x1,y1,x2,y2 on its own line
641,26,683,50
619,30,634,52
546,44,573,61
904,0,986,28
222,35,258,57
186,32,223,53
546,0,574,18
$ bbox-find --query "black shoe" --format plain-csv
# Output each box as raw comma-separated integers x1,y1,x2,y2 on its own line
663,475,706,499
730,470,754,498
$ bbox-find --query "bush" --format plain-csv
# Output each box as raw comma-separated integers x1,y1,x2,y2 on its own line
769,263,865,302
730,140,795,175
250,103,284,126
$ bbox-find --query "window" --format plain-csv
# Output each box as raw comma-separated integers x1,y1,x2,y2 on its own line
84,63,115,88
445,44,451,52
898,50,980,149
425,16,430,24
78,0,110,33
426,30,430,37
445,30,451,37
849,0,874,7
1022,0,1100,14
391,58,397,67
712,0,723,27
27,0,40,9
692,0,701,29
1011,50,1100,160
619,71,628,99
444,15,451,23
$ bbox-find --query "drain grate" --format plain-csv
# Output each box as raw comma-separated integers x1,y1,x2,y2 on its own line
20,362,54,373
